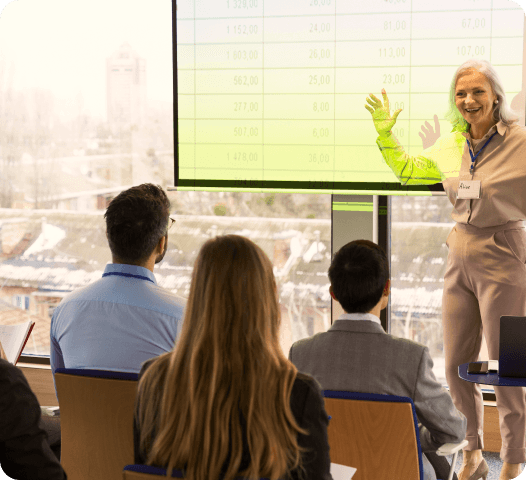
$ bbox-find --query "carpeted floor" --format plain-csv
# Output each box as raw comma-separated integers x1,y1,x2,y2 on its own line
446,451,525,480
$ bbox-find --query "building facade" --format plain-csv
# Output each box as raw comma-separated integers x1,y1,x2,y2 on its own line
106,42,147,131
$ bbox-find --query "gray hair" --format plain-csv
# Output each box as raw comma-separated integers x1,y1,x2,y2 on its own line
446,59,518,129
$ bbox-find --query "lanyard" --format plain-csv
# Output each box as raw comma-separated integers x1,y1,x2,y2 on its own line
466,131,497,175
102,271,155,284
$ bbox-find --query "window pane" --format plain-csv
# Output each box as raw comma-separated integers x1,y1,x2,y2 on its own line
0,1,331,360
0,0,174,357
164,192,332,357
390,195,491,390
0,192,330,357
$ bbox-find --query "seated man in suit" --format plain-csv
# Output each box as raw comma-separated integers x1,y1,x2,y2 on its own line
0,341,66,479
289,240,466,480
50,183,185,379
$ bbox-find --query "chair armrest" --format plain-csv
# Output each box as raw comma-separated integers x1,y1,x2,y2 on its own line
436,440,468,456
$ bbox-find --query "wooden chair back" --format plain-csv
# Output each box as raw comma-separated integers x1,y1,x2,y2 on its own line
55,369,138,480
323,391,422,480
123,470,182,480
122,465,269,479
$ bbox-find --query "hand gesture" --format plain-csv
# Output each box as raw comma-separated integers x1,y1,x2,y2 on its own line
365,89,402,137
0,341,7,361
419,114,441,149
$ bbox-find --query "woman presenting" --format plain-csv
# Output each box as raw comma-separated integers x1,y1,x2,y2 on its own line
366,59,526,480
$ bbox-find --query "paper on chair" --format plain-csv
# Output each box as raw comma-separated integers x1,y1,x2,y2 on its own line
330,463,357,480
41,406,60,417
0,320,35,364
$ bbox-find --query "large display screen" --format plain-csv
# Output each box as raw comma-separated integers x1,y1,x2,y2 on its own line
175,0,525,195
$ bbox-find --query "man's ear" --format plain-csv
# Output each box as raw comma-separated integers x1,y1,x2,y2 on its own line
329,285,337,301
157,234,166,253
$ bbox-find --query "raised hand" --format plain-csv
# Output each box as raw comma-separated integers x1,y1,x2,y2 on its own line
419,114,441,149
365,88,402,137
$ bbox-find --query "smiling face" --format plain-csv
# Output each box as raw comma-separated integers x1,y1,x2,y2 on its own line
455,69,498,138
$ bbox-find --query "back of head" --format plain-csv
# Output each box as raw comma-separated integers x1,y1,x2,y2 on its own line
137,235,307,480
104,184,170,264
187,234,280,351
328,239,389,313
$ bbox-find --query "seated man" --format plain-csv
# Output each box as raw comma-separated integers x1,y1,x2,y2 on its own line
288,240,466,480
50,184,185,378
0,341,66,479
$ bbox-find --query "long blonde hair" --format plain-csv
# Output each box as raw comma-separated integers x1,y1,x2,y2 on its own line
137,235,308,480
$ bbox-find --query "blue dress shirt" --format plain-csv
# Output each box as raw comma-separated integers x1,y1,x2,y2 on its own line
50,264,185,382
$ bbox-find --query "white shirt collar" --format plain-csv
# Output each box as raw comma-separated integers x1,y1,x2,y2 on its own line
337,313,382,326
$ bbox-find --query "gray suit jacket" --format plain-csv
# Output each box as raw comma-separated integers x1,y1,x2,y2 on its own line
288,319,466,452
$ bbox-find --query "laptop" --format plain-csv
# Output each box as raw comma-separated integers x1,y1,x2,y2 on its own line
499,316,526,377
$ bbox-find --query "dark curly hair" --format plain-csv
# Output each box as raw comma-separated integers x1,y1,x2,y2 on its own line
104,184,170,264
328,240,389,314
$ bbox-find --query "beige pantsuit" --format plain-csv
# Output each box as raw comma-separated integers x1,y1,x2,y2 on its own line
443,221,526,463
377,120,526,463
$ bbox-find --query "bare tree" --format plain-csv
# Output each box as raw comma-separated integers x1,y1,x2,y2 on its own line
28,88,55,208
0,60,17,207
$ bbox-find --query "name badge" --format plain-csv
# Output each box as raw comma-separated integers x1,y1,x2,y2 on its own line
458,180,481,199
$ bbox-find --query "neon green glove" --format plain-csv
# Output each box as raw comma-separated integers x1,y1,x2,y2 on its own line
365,89,402,138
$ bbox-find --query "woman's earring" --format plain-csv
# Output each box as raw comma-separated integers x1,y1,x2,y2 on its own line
494,99,499,104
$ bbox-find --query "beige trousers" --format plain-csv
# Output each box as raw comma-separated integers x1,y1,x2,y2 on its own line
442,220,526,463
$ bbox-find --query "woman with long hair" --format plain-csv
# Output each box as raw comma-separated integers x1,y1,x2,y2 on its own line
134,234,332,480
365,59,526,480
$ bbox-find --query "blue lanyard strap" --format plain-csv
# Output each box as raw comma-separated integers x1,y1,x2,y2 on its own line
102,272,155,284
466,131,497,174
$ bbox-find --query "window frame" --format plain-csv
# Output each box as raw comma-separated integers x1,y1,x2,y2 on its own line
19,354,50,365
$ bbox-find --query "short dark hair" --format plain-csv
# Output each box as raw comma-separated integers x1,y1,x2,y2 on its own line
328,240,389,314
104,184,170,263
